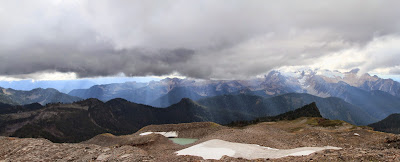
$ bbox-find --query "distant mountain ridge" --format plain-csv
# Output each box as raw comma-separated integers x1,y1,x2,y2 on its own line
0,79,97,93
197,93,376,125
317,68,400,97
68,68,399,104
66,69,400,124
68,79,260,107
0,87,81,105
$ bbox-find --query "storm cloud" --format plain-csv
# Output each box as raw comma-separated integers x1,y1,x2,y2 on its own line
1,0,400,79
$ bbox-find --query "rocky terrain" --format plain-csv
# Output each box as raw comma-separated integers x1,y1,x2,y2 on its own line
1,118,399,161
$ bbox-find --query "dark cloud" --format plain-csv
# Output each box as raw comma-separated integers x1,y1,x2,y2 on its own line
0,41,195,78
389,68,400,74
1,0,400,79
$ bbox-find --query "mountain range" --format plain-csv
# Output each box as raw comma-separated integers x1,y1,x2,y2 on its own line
0,87,81,105
67,69,400,123
0,92,381,143
0,80,97,94
68,78,259,107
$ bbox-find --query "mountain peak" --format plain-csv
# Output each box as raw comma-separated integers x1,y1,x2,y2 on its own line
161,77,183,82
106,98,130,104
269,102,322,121
168,97,201,108
102,98,137,109
75,98,103,106
179,97,195,104
349,68,360,74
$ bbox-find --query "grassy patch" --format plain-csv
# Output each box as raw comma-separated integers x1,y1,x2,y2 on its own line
288,127,304,132
358,125,373,130
209,122,221,127
306,118,345,127
318,120,345,127
100,133,115,137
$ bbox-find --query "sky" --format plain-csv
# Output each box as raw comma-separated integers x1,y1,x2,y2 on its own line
1,0,400,81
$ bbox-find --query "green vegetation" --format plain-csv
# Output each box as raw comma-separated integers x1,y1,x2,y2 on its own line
305,118,346,127
288,127,304,133
227,102,322,127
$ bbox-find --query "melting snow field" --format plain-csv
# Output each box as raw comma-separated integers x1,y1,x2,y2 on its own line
176,139,341,160
139,131,178,138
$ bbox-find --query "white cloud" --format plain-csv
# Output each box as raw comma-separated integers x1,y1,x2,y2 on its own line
311,35,400,75
0,71,78,81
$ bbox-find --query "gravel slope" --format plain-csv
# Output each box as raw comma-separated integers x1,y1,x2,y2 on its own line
1,118,400,161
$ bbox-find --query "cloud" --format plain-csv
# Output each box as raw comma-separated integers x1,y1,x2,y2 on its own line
0,0,400,79
313,35,400,75
0,71,78,81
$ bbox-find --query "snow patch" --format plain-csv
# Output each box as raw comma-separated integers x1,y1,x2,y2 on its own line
139,131,178,138
176,139,341,160
177,143,235,160
316,69,344,78
139,132,153,136
287,150,316,156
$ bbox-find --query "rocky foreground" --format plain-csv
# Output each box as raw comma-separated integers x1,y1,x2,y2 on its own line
1,119,400,161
